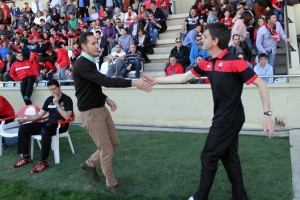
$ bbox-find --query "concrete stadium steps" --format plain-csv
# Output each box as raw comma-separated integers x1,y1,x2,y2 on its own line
153,47,173,54
148,53,169,63
144,62,167,71
156,39,175,47
159,31,181,40
128,70,166,78
162,25,182,34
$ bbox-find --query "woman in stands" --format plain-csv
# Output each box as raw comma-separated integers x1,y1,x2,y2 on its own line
134,29,152,63
253,17,265,53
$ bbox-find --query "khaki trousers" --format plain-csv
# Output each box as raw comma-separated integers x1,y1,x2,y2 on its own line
80,107,120,187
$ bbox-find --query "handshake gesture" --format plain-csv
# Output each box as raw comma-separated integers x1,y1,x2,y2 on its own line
131,76,157,92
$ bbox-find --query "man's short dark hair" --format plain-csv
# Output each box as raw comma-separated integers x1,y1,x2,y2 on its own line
204,23,231,50
79,32,94,46
169,54,177,60
47,79,60,87
258,53,268,59
232,34,240,39
266,13,276,22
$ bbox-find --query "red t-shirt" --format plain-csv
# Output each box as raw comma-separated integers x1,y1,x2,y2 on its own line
2,4,11,18
165,63,184,76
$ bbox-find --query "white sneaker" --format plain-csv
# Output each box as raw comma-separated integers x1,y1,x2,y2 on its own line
188,197,194,200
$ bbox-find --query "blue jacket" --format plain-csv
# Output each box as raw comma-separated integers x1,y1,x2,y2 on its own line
189,43,210,64
0,47,10,61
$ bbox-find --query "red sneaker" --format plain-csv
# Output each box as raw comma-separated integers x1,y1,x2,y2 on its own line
12,157,33,168
30,161,48,174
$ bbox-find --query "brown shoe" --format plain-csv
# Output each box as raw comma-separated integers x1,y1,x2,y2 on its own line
105,184,126,195
80,162,100,181
30,161,48,174
12,157,33,168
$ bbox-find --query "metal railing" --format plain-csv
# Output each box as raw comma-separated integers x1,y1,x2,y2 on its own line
1,75,300,88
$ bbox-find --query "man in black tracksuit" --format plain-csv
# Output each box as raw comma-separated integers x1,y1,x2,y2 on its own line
145,23,275,200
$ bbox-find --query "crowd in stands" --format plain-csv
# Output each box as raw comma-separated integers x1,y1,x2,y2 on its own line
0,0,292,87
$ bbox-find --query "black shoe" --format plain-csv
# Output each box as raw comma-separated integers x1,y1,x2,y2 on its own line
80,162,100,181
105,184,126,195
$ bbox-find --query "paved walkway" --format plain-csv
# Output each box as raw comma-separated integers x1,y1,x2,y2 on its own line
290,130,300,200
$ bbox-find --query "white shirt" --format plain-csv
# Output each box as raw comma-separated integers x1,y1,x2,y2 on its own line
110,51,126,64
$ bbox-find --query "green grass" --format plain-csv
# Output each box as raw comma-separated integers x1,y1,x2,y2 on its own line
0,126,292,200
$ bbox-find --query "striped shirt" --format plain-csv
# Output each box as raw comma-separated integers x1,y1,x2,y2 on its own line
125,51,141,66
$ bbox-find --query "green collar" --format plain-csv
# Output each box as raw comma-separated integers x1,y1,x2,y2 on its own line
81,51,95,63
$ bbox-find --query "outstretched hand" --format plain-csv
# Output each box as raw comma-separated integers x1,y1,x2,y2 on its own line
105,97,118,112
132,77,152,92
144,75,156,86
263,116,275,138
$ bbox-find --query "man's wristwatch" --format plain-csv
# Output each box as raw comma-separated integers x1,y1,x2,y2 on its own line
264,111,272,116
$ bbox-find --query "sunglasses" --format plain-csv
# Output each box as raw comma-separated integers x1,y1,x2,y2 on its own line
176,41,182,43
38,40,43,42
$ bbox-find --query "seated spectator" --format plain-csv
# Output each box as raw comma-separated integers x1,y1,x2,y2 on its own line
54,44,70,80
70,42,82,62
170,37,190,69
95,30,108,67
228,34,252,62
144,13,162,47
118,27,134,52
19,40,30,60
36,39,47,56
11,80,73,174
189,35,210,64
33,11,46,25
124,6,137,28
165,55,184,76
183,23,202,48
10,52,39,105
21,2,32,15
219,0,236,18
232,4,244,24
36,56,56,80
11,16,19,31
206,0,221,24
112,7,125,23
220,10,233,29
132,0,143,14
39,19,52,32
138,5,149,26
121,44,142,78
43,10,51,24
181,8,200,41
134,29,152,63
149,2,167,33
254,53,274,83
1,54,15,81
68,13,78,30
106,44,126,78
253,0,271,18
115,18,124,38
90,6,99,21
185,55,208,84
129,16,144,38
0,95,15,150
0,41,10,61
27,27,40,50
50,7,61,22
99,10,111,27
103,19,116,53
58,17,69,33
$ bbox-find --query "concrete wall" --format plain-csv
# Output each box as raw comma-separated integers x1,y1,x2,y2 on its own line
1,83,300,129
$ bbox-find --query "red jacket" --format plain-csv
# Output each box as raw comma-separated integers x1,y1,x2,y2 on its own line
165,63,184,76
56,48,70,68
0,96,15,118
29,52,40,71
10,60,39,81
45,61,56,71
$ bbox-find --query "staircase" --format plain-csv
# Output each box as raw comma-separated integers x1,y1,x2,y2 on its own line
127,13,289,78
128,13,187,78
